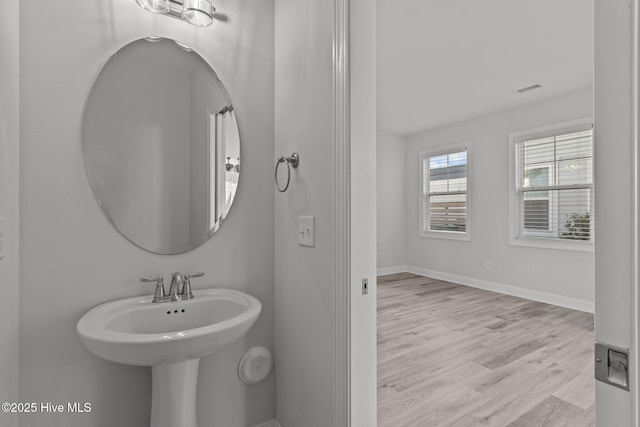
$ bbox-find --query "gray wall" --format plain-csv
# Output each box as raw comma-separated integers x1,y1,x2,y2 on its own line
274,0,378,423
402,89,594,308
19,0,275,426
376,131,406,271
274,0,337,425
84,48,193,251
0,0,20,426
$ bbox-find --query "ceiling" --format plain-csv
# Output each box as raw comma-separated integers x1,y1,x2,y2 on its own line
377,0,593,136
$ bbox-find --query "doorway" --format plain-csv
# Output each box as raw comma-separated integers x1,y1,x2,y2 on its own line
374,1,598,425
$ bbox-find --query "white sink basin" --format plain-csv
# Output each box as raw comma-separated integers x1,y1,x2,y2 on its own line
77,288,261,427
77,288,261,366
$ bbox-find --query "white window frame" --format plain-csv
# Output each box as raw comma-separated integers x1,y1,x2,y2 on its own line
508,117,594,252
419,143,471,241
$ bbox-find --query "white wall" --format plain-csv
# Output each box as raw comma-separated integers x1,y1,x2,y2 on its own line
404,88,595,308
19,0,275,426
0,0,20,426
274,0,337,425
594,0,633,424
376,131,406,271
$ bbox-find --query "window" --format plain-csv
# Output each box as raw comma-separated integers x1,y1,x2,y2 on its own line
419,144,470,241
508,118,594,250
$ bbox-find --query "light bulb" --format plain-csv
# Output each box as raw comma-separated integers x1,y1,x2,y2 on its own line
182,0,214,27
135,0,170,13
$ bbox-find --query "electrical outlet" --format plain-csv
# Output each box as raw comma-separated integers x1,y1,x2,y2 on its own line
362,278,369,295
485,261,492,271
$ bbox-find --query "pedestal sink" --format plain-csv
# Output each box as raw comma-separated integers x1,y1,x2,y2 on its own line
77,288,261,427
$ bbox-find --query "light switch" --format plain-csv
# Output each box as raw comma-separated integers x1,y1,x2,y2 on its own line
298,216,315,248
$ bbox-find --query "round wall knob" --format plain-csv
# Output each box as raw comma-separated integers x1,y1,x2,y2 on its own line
238,346,273,385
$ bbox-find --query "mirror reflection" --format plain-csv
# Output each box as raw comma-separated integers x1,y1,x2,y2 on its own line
83,38,240,254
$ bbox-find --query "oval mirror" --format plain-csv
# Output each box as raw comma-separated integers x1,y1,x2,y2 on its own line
83,38,240,254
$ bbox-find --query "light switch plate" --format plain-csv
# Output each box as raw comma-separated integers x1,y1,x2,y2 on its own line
298,216,315,247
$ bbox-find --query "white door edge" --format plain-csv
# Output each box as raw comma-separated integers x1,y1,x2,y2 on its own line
333,0,351,425
630,0,640,424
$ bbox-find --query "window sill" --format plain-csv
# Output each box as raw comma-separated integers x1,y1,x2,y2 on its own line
420,230,471,242
509,237,594,252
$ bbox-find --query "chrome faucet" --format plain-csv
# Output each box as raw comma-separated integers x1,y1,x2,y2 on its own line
140,272,205,303
140,276,168,303
169,272,184,301
182,272,204,300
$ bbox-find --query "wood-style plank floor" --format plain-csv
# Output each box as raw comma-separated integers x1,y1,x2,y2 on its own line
377,273,595,427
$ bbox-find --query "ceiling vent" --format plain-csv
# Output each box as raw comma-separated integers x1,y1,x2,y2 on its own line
516,84,542,94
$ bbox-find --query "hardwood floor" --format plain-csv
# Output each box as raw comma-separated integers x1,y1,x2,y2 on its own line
377,273,595,427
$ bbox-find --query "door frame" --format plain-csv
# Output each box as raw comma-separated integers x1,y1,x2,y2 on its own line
333,0,351,425
337,1,640,425
631,0,639,423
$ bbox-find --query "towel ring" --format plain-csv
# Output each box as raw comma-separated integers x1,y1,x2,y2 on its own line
275,152,300,193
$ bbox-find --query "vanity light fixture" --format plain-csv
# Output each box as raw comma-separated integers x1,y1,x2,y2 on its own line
135,0,215,27
182,0,214,26
135,0,170,13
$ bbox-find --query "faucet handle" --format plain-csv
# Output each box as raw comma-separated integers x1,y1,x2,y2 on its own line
140,276,165,302
182,272,204,300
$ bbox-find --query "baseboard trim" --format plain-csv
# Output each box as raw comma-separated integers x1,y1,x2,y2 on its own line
254,419,282,427
377,265,409,276
400,266,594,313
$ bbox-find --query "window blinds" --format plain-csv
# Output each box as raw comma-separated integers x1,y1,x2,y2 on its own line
423,150,467,233
515,126,593,243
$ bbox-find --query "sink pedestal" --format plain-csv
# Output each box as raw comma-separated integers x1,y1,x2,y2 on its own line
151,359,200,427
76,288,262,427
